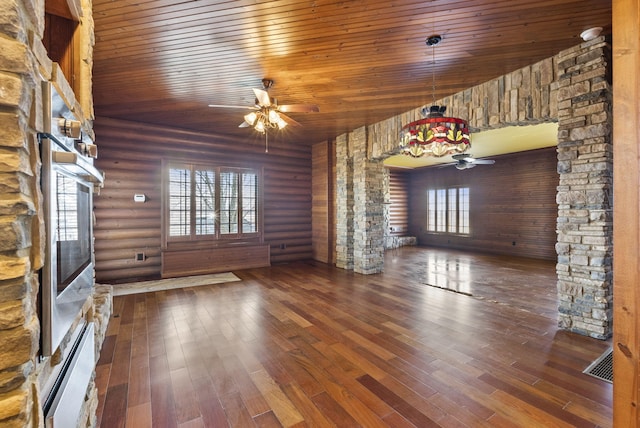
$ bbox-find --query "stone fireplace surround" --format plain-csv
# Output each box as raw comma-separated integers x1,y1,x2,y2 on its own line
1,0,113,426
0,0,611,425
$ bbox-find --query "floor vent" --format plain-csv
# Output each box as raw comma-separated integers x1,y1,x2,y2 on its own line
583,348,613,383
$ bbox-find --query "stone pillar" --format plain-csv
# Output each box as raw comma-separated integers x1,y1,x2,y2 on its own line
0,1,46,425
335,128,386,274
335,134,354,270
0,0,109,426
556,37,613,339
352,128,385,274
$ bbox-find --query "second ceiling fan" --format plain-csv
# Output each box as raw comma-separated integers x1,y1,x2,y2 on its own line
443,153,496,170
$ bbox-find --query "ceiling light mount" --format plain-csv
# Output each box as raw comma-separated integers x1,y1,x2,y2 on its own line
425,35,442,46
580,27,603,41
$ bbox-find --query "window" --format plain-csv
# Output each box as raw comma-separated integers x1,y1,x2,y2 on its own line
426,187,470,234
165,163,261,242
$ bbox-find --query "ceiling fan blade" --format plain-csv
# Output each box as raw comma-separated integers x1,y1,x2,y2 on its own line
473,159,495,164
238,121,251,128
253,88,271,107
278,104,320,113
208,104,257,110
278,112,301,126
436,162,458,168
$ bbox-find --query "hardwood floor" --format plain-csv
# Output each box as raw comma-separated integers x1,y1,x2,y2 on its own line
95,247,612,427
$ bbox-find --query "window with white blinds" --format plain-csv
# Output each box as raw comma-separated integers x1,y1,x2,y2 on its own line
426,187,470,235
166,163,261,241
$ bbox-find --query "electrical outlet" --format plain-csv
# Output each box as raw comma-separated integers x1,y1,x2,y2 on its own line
135,252,145,261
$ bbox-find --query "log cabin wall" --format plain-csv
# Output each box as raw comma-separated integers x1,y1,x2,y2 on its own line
408,148,558,260
93,117,312,284
388,169,409,236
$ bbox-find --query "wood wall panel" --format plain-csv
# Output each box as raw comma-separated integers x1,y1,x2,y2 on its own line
388,170,409,235
161,245,270,278
93,117,312,284
408,148,557,260
612,0,640,424
311,141,334,264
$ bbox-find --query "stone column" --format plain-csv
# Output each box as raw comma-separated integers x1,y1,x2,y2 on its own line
335,127,385,274
352,127,385,274
0,2,45,425
556,37,613,339
335,134,354,270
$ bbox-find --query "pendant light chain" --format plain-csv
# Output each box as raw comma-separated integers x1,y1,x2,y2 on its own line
398,34,471,158
432,46,436,106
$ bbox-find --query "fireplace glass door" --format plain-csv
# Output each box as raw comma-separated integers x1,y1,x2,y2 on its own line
55,172,91,294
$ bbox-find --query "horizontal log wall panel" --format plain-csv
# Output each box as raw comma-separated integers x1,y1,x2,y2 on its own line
93,117,312,284
408,148,557,260
94,237,160,251
270,250,312,260
97,255,161,271
388,170,409,235
97,249,161,265
94,228,158,240
97,266,161,283
161,244,270,278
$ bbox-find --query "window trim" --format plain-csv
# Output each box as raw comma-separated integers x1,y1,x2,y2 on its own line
162,160,263,249
426,186,470,235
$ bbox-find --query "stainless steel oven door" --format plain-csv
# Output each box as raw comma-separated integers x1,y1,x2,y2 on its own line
41,137,98,356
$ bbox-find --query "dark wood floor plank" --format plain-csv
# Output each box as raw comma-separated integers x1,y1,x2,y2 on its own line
100,383,128,428
149,354,178,428
280,382,335,428
95,247,613,427
223,353,272,418
169,367,201,424
126,402,152,427
478,372,598,427
357,374,441,427
127,355,150,407
310,391,361,428
218,391,257,428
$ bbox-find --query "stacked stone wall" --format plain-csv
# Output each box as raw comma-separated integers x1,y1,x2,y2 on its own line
555,38,613,339
0,1,46,425
369,57,558,159
335,134,354,270
352,128,385,274
0,0,110,426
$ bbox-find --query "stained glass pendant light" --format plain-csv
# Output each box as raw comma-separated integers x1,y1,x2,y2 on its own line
399,35,471,158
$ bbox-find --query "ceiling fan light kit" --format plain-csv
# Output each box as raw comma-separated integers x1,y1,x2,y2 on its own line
208,78,318,135
399,35,471,158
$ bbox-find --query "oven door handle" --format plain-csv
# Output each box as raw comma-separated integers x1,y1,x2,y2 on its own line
52,151,105,184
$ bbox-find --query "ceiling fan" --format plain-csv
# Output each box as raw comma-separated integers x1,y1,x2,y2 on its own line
208,78,319,133
443,153,496,170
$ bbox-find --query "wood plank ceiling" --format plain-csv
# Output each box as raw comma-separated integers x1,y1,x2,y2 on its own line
92,0,612,148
